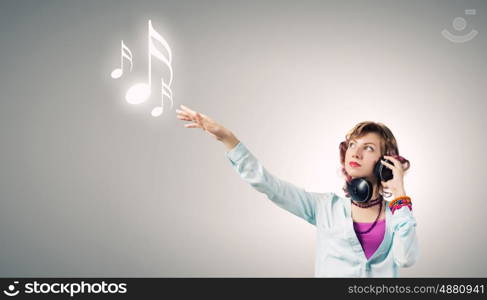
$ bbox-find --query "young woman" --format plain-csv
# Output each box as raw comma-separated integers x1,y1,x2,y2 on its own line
176,104,419,277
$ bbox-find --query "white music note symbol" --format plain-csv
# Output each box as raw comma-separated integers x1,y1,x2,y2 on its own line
151,77,174,117
110,40,133,79
125,20,174,117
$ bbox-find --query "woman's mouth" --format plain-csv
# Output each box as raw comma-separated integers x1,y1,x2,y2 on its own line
349,161,361,168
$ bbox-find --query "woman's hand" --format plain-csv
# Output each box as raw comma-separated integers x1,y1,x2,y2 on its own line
380,156,407,198
176,104,240,149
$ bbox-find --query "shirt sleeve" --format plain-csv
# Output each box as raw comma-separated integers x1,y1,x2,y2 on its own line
225,142,317,225
390,205,420,268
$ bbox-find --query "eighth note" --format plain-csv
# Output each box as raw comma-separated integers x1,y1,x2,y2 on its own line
111,40,133,79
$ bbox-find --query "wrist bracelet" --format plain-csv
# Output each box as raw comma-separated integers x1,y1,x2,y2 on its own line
389,196,412,215
389,196,411,208
391,203,412,214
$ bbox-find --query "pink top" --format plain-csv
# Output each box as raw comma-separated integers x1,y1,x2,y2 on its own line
353,219,386,260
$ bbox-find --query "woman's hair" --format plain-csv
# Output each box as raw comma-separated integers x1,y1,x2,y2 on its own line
339,121,410,199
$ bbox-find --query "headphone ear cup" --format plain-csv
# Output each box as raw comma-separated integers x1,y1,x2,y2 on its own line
374,158,383,179
347,178,372,203
375,157,394,182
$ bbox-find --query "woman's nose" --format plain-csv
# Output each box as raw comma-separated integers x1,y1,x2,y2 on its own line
352,149,362,159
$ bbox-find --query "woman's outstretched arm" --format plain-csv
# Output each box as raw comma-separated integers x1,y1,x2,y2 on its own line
176,105,318,225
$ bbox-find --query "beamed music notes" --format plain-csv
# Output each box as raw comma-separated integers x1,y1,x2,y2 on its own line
110,20,174,118
125,20,174,117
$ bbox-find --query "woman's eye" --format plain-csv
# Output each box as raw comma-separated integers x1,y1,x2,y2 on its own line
349,142,373,151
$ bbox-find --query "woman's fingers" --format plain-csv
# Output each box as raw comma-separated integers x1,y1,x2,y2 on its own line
176,109,191,119
383,156,405,170
175,108,187,115
184,123,201,128
176,109,192,120
383,156,405,173
176,113,190,120
177,105,220,137
180,104,197,116
178,105,212,122
381,160,396,170
179,105,205,124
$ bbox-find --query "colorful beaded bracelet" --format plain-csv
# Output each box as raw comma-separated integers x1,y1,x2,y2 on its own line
389,196,411,208
389,196,412,214
391,203,412,214
391,199,411,208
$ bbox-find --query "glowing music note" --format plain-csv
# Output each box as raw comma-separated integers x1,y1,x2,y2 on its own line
110,40,133,79
125,20,174,118
151,78,174,117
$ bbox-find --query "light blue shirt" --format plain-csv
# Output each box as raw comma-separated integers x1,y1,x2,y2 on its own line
225,142,420,277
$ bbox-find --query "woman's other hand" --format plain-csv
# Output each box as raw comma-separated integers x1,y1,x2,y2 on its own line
380,156,407,198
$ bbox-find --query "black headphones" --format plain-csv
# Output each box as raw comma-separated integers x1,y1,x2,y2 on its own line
347,156,394,203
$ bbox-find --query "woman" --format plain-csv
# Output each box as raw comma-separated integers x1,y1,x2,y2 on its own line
176,104,419,277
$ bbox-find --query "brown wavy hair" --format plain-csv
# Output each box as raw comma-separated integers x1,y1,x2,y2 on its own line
339,121,410,199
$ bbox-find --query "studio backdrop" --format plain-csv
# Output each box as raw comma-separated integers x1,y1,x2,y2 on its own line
0,0,486,277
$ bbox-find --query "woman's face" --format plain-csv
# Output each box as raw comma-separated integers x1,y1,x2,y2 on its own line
344,132,383,181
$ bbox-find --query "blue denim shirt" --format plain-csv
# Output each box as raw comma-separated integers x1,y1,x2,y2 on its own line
225,142,420,277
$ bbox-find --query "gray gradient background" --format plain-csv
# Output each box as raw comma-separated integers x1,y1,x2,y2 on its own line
0,0,486,277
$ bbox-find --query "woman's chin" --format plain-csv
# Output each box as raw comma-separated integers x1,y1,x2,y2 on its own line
347,169,364,178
